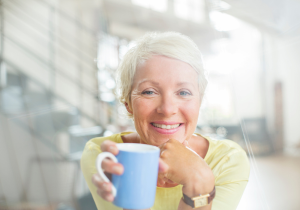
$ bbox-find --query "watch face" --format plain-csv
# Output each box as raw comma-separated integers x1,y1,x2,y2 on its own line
194,197,208,208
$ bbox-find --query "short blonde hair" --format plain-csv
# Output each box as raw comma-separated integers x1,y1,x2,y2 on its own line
116,31,207,118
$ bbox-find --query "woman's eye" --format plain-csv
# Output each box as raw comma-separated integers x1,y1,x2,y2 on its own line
179,91,191,96
142,90,154,95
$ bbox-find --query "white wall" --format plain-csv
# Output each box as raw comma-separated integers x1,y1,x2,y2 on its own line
278,37,300,148
264,33,300,150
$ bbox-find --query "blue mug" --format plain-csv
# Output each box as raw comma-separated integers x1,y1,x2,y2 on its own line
96,143,160,209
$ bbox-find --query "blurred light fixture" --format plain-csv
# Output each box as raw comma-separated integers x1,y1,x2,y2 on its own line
97,59,105,69
98,70,109,83
100,92,115,102
97,35,119,69
98,70,116,90
216,126,228,138
99,85,109,93
131,0,168,12
105,78,116,89
209,11,240,31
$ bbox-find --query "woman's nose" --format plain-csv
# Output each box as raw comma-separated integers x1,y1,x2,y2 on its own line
156,94,178,117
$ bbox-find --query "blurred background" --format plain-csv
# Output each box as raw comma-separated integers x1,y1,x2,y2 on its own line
0,0,299,209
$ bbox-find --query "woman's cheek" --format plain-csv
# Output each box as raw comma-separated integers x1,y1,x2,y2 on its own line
135,98,156,114
182,100,200,115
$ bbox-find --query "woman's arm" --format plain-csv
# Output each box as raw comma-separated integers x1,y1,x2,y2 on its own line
158,139,215,210
211,151,250,210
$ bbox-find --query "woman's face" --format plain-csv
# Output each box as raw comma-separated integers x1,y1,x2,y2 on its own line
127,55,201,146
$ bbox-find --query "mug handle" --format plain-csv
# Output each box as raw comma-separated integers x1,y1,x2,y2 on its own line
96,152,118,197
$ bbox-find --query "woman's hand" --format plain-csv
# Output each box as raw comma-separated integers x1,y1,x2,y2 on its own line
91,140,166,210
159,139,215,197
91,140,124,202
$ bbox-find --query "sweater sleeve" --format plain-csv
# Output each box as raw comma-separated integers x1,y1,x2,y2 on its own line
212,151,250,210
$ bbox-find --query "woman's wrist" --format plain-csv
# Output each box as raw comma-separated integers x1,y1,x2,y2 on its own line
182,180,213,197
182,168,215,197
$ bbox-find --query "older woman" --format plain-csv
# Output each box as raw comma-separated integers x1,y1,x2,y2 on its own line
81,32,250,210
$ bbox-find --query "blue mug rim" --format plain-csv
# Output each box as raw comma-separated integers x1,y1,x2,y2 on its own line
116,143,160,153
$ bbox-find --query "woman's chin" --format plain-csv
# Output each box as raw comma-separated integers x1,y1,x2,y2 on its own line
155,137,184,146
144,137,169,147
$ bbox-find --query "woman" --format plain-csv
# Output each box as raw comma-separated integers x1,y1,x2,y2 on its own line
81,32,250,210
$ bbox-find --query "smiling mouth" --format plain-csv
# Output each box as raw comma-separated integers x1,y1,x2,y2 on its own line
151,123,182,129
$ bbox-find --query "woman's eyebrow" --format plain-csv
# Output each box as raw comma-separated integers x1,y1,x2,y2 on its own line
177,82,197,89
137,80,196,89
177,82,193,86
137,80,159,88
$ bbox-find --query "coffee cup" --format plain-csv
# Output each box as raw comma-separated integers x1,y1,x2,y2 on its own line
96,143,160,209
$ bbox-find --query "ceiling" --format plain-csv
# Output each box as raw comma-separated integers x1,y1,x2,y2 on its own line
99,0,300,54
101,0,218,54
224,0,300,37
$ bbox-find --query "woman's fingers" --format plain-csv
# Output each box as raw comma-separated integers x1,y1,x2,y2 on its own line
100,140,119,155
99,192,114,202
92,174,112,191
97,189,114,202
101,158,124,175
157,159,170,185
158,158,169,173
93,140,121,202
93,175,114,202
92,174,114,201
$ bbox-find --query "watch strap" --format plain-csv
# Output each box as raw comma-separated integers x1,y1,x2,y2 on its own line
207,186,216,204
182,186,216,208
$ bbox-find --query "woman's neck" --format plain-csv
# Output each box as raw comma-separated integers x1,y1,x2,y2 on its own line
121,132,140,143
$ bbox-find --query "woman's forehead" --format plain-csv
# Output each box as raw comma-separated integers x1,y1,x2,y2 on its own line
133,55,198,87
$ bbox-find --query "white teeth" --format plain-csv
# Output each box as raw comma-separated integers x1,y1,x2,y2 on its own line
152,123,180,129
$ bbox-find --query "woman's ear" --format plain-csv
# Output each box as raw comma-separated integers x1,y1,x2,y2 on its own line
125,102,133,114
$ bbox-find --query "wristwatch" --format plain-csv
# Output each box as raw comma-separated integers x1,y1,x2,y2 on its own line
182,186,216,208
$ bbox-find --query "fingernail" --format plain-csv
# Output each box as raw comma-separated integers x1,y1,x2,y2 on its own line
94,175,101,183
106,194,114,201
113,166,122,174
109,146,117,154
